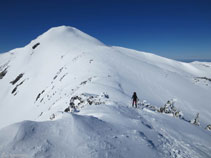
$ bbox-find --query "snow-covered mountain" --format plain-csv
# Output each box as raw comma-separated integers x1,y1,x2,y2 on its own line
0,26,211,158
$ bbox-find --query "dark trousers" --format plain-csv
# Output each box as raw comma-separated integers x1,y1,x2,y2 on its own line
132,100,137,108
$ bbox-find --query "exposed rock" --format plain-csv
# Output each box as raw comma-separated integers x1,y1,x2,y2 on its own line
39,112,43,116
10,73,24,85
0,68,7,79
36,90,45,101
11,80,25,95
32,42,40,49
64,107,70,112
196,77,211,82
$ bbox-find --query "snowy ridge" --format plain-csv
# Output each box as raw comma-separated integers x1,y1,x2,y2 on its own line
0,26,211,158
0,104,211,158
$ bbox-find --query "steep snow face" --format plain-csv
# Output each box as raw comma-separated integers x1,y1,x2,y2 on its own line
0,25,211,158
0,26,106,128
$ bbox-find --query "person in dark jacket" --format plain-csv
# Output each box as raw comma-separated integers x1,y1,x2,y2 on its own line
132,92,138,108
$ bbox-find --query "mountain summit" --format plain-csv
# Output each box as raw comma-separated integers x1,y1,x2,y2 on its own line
33,25,104,48
0,26,211,158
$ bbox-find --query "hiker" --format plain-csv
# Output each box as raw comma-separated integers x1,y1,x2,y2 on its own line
132,92,138,108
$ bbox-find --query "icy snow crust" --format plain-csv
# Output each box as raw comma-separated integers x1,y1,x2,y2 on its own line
0,26,211,158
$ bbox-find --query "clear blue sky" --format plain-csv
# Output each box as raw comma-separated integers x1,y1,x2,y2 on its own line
0,0,211,60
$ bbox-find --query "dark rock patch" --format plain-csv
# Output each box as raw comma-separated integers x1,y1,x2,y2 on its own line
40,98,44,103
39,112,43,116
80,77,93,85
53,75,58,80
11,80,24,95
60,73,68,81
196,77,211,82
64,107,70,112
80,80,87,85
50,114,55,120
0,68,7,79
32,43,40,49
10,73,24,85
195,77,211,83
36,90,45,101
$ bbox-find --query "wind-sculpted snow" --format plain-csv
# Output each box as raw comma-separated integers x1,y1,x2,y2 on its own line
0,26,211,157
0,104,210,158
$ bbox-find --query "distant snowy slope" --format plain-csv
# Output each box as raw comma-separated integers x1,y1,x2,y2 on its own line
0,26,211,158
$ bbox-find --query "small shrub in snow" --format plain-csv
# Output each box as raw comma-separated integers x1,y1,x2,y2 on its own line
50,113,55,120
158,99,182,118
140,100,158,111
205,125,211,131
191,113,200,126
100,92,109,99
64,92,109,112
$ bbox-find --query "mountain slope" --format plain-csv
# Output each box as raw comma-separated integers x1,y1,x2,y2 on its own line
0,26,211,158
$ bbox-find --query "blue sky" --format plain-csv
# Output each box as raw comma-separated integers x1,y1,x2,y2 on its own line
0,0,211,60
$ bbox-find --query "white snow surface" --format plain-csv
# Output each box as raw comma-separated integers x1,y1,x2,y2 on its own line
0,25,211,158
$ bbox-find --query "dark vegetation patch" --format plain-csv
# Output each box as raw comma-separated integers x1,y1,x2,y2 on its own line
11,80,25,95
0,68,8,79
32,43,40,49
36,90,45,101
10,73,24,85
196,77,211,82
